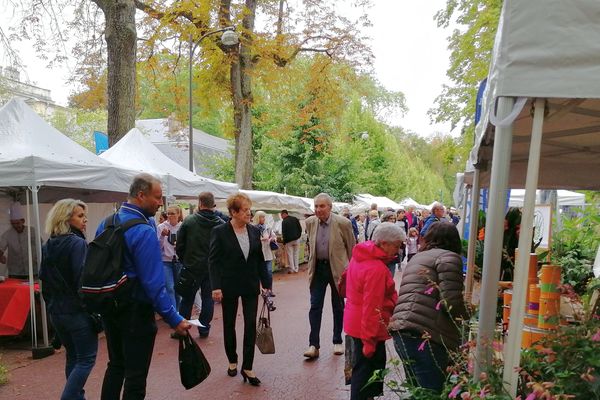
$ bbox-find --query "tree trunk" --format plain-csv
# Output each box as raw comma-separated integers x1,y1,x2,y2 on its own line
94,0,137,146
220,0,256,189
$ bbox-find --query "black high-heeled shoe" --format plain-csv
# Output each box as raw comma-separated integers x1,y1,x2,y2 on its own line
241,370,261,386
227,367,237,377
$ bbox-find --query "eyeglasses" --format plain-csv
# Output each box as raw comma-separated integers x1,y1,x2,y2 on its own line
167,212,177,215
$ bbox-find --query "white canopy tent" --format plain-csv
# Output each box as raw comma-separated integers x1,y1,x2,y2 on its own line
507,189,585,208
100,128,238,200
398,197,427,210
0,98,138,353
353,194,401,212
215,189,313,215
468,0,600,395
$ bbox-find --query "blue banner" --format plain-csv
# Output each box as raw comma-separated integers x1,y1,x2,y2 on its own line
94,131,109,155
475,78,487,125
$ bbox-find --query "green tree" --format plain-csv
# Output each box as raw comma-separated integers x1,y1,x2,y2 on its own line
429,0,502,131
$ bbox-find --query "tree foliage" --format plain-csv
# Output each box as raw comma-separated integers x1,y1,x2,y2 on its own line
428,0,502,138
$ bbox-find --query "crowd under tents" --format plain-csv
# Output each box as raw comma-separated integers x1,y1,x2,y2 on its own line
464,0,600,394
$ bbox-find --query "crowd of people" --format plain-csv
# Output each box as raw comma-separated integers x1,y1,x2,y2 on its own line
2,172,467,400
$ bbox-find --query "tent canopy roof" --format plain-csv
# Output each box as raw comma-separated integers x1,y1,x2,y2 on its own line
0,98,133,197
100,128,237,199
471,0,600,190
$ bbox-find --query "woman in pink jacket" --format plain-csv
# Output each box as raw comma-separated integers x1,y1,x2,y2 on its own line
343,222,401,400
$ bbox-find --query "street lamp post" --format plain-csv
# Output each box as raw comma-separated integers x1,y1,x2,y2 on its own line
188,27,239,171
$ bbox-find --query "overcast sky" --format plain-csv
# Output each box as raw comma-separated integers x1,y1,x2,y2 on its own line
1,0,455,137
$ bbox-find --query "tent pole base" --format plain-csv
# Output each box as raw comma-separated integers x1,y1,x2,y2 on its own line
32,346,54,360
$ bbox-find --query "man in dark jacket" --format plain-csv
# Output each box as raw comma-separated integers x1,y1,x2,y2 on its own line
281,209,302,273
176,191,225,338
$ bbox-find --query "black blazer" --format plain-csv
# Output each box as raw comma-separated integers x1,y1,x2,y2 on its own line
208,222,270,296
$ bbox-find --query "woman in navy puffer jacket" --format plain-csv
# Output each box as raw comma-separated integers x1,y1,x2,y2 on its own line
40,199,97,400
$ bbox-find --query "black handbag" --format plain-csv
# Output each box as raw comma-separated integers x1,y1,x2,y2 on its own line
175,267,198,297
179,332,211,389
269,241,279,251
255,296,275,354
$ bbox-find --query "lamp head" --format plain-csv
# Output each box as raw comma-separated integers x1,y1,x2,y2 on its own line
221,29,239,47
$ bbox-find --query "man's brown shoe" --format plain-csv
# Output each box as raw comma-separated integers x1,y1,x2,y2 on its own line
303,345,319,359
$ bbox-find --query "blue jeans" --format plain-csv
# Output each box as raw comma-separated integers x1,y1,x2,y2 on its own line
179,272,213,336
265,260,273,289
50,311,98,400
163,261,182,310
308,261,344,348
392,332,449,394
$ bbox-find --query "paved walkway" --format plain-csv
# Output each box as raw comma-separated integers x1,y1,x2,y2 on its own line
0,266,406,399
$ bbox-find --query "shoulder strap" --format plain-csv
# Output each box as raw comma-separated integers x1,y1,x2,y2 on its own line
120,217,148,231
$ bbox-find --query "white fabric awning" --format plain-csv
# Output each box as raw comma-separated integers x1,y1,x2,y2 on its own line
471,0,600,190
100,128,238,199
0,98,134,200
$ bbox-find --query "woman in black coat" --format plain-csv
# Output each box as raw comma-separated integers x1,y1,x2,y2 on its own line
209,193,271,386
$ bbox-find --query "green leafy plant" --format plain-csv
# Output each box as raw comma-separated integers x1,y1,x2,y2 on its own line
551,205,600,294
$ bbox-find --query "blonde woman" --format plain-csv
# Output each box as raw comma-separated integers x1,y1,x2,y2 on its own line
253,210,277,295
157,205,183,309
39,199,97,400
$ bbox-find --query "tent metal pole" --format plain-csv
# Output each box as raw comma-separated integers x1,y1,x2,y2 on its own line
25,189,38,348
475,96,515,375
465,168,480,304
31,185,49,347
503,98,545,396
459,184,469,239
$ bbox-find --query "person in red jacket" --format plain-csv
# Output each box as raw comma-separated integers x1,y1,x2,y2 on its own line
343,222,401,400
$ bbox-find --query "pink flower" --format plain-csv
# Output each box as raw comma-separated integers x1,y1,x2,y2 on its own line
424,286,435,295
591,329,600,342
436,301,442,311
417,340,427,351
448,384,461,398
479,388,488,398
525,393,536,400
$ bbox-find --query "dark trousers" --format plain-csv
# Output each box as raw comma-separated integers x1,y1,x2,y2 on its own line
350,336,386,400
101,302,158,400
221,294,259,371
392,332,449,394
179,273,213,335
309,260,344,348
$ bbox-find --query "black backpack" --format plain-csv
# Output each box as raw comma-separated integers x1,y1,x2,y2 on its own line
79,213,147,314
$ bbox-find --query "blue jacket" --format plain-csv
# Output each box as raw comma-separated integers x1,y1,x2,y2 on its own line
419,215,441,237
96,203,183,328
40,229,87,314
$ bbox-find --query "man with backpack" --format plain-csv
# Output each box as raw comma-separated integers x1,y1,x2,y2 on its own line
95,173,190,400
175,191,225,339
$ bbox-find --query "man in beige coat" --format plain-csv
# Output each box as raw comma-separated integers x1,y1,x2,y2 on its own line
303,193,356,359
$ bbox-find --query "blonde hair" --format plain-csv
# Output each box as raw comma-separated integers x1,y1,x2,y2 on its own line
167,205,183,222
409,227,418,236
45,199,87,236
369,209,379,218
226,193,252,215
253,210,267,224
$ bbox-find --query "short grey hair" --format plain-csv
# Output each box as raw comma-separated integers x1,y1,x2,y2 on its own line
372,222,404,244
129,173,161,198
431,201,445,213
314,193,333,206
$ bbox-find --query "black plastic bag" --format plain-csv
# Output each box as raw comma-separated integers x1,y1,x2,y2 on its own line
179,332,211,389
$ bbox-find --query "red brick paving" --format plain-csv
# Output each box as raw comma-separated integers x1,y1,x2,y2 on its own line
0,266,406,399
